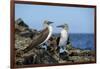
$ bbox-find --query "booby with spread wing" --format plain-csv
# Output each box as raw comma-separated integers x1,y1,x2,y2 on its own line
23,20,53,53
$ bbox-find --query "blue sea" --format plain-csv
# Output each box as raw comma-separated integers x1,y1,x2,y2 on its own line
53,33,95,50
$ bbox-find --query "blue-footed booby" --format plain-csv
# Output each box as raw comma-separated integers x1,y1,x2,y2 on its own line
57,24,69,53
23,20,53,53
40,20,53,45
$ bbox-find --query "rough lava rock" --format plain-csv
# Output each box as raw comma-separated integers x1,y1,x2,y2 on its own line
15,18,95,66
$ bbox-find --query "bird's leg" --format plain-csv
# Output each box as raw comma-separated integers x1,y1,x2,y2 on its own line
59,46,63,61
40,43,48,50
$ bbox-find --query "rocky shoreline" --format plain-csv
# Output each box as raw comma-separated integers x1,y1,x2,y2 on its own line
15,18,95,66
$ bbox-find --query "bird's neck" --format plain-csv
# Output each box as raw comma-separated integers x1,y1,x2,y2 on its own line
62,28,68,33
61,29,68,37
43,25,52,32
64,27,68,31
48,25,52,33
43,24,48,29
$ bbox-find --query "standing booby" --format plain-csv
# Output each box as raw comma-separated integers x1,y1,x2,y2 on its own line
23,20,53,53
57,24,69,54
40,20,53,45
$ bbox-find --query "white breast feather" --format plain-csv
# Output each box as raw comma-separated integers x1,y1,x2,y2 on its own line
59,29,68,47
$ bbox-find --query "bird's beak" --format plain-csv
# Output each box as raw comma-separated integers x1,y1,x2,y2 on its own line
47,21,54,25
56,25,64,28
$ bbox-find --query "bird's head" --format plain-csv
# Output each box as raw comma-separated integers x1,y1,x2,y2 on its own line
43,20,53,28
57,24,69,30
44,20,53,25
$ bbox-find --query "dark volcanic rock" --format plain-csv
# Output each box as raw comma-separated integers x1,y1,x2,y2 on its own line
60,51,69,60
15,18,59,66
19,31,34,39
15,18,38,39
15,18,95,66
15,18,29,28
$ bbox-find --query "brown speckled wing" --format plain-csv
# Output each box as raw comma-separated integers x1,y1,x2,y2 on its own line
23,28,49,53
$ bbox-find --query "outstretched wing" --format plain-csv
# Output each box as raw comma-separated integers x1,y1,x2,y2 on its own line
23,28,49,53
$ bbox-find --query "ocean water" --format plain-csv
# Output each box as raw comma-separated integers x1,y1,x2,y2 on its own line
69,34,95,50
53,33,95,50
